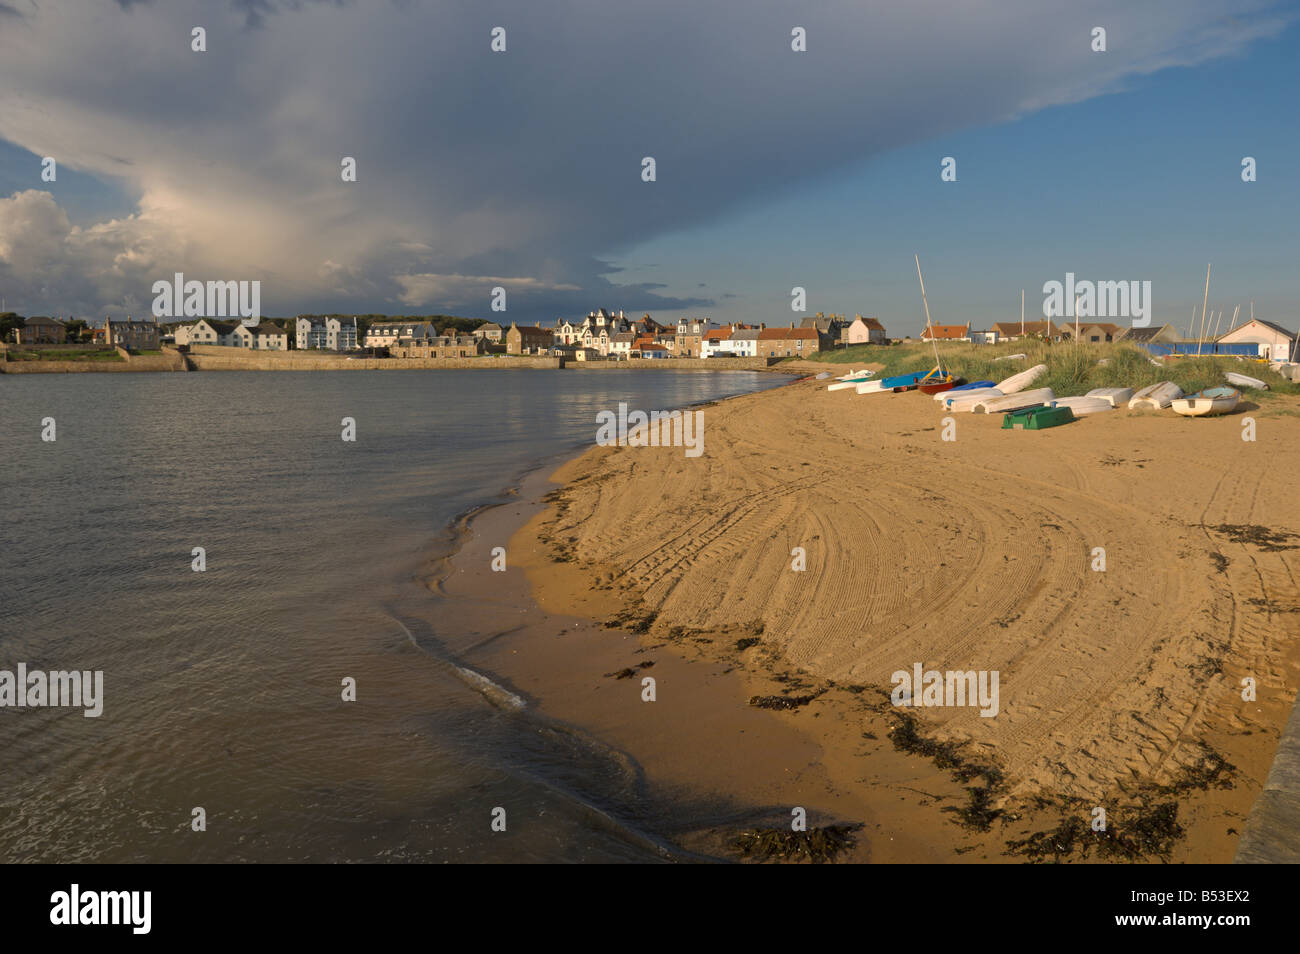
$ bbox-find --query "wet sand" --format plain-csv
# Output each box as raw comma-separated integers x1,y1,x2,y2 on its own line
434,373,1300,861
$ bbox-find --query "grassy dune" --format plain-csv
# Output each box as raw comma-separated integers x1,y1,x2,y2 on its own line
804,340,1299,398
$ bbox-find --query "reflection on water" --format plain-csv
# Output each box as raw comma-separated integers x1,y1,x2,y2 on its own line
0,368,787,862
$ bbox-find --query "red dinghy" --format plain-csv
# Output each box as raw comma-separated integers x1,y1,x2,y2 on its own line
918,375,965,395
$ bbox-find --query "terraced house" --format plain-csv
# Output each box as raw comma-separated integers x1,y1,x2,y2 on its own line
364,321,435,349
505,321,554,355
757,325,819,358
104,318,160,350
675,316,715,357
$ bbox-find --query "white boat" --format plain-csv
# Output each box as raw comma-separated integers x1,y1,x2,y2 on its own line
972,387,1054,414
994,353,1027,362
828,375,874,391
855,379,888,394
1085,387,1135,407
1128,381,1182,409
994,363,1047,395
836,369,874,380
815,371,832,380
1170,387,1241,417
1050,396,1113,416
1224,371,1268,391
942,388,1002,411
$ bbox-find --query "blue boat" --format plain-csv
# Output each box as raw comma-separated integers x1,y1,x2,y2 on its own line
880,371,935,390
946,379,995,393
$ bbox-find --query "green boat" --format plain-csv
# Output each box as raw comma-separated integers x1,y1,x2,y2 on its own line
1001,405,1075,430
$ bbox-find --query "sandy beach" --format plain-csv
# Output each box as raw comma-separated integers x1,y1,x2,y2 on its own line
434,369,1300,862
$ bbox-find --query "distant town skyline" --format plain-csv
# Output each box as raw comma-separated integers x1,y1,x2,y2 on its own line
1,1,1297,334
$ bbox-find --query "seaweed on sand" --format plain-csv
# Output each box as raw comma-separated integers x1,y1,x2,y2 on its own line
748,693,818,711
731,824,861,863
887,711,1006,830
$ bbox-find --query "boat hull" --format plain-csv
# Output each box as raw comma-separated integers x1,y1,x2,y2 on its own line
1050,396,1112,416
994,363,1047,395
1002,405,1075,430
972,387,1054,414
1171,387,1241,417
918,376,966,395
1085,387,1135,407
1128,381,1182,409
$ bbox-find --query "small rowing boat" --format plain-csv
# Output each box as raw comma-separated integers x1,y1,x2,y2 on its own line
1050,396,1112,416
855,379,888,395
933,380,995,400
972,387,1054,414
827,373,875,391
1170,387,1241,417
1128,381,1182,409
1225,371,1268,391
994,363,1047,395
918,375,966,395
1084,387,1135,408
881,370,938,391
943,388,1003,411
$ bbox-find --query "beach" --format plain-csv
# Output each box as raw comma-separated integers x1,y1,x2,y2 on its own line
446,370,1300,861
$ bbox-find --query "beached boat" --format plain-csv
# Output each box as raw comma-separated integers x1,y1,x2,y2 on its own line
881,370,937,391
972,387,1054,414
1085,387,1135,408
994,363,1047,395
855,379,888,395
994,353,1027,362
832,371,873,389
942,388,1002,411
1049,396,1112,416
836,369,874,380
1002,405,1074,430
918,376,966,395
1171,387,1241,417
1128,381,1182,409
933,380,995,400
1225,371,1268,391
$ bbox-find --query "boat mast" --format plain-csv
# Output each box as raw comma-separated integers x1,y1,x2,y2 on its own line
1197,264,1211,357
914,254,943,375
1020,288,1025,337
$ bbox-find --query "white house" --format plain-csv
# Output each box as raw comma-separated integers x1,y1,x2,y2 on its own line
364,321,434,349
255,322,289,350
178,318,238,347
842,315,887,345
1217,319,1297,361
297,316,359,351
609,332,636,359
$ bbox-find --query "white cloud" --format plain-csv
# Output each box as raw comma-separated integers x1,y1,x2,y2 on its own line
0,0,1289,318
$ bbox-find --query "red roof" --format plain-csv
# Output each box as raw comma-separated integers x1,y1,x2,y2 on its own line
921,324,968,340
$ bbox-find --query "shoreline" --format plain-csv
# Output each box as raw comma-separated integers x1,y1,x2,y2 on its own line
434,373,1300,862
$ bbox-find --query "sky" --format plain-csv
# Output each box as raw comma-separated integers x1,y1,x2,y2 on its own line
0,0,1297,336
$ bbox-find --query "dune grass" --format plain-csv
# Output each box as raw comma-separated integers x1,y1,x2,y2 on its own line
804,341,1299,398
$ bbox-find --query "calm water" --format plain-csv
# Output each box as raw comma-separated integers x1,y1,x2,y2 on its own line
0,368,789,863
